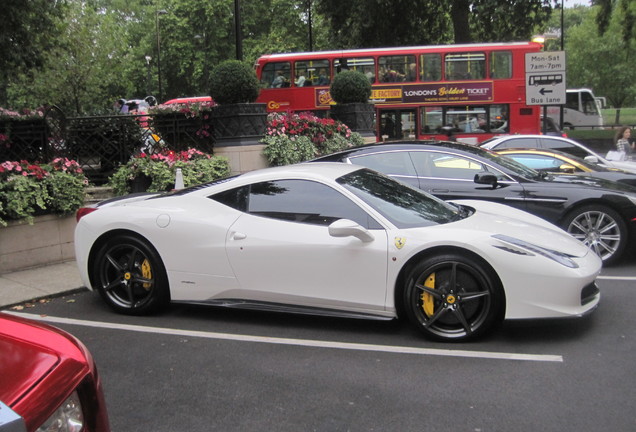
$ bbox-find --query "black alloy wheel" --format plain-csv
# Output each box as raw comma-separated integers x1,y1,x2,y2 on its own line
403,254,503,341
93,234,170,315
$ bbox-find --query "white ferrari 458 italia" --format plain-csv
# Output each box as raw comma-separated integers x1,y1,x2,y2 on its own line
75,163,601,341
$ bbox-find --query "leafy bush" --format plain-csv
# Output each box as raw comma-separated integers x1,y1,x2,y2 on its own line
262,112,364,166
209,60,260,105
329,70,372,104
109,148,230,196
262,135,316,166
0,158,88,226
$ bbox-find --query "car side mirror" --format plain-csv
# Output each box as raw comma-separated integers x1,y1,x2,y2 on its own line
328,219,374,243
474,172,498,187
583,155,599,164
559,164,576,173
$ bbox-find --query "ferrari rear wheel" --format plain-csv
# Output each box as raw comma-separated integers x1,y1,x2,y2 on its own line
403,254,503,342
93,234,170,315
562,205,627,266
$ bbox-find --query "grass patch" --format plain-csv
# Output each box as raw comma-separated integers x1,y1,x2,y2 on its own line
602,107,636,127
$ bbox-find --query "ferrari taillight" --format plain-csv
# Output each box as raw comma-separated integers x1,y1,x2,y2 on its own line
76,207,98,222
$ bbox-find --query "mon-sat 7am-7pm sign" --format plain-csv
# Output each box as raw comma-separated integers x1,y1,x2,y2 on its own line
525,51,566,106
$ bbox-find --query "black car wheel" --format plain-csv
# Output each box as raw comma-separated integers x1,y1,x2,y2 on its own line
403,254,503,342
562,205,627,266
93,234,170,315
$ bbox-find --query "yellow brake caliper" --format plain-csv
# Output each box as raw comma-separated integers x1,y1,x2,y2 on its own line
141,259,152,290
421,273,435,317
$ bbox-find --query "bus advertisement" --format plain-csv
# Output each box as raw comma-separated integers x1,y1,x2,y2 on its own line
255,42,544,143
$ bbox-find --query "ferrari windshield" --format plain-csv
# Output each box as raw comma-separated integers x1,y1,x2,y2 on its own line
337,169,466,228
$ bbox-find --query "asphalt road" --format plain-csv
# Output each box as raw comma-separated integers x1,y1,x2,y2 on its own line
7,258,636,432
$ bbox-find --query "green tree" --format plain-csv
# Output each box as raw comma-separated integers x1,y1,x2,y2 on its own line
8,0,137,114
315,0,452,47
567,5,636,123
594,0,635,44
469,0,553,43
0,0,65,107
315,0,553,47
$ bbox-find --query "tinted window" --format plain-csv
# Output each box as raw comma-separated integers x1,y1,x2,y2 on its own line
349,151,417,177
409,150,515,182
212,186,248,211
541,138,589,159
410,151,486,180
337,169,462,229
496,137,540,149
213,180,380,229
504,154,574,172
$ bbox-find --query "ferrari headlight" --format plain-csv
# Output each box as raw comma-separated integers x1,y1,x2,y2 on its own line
36,391,84,432
492,234,578,268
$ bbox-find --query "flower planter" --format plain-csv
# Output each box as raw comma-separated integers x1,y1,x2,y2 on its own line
330,102,376,139
210,103,268,146
0,214,76,274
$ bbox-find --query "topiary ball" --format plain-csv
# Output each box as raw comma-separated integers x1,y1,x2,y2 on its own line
329,70,372,104
209,60,260,105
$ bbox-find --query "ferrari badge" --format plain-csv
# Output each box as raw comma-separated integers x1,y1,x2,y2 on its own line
394,237,406,249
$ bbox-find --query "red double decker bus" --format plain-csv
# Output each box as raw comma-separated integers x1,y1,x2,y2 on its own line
255,41,543,144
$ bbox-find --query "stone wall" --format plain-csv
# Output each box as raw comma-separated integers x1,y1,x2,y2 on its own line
0,214,76,274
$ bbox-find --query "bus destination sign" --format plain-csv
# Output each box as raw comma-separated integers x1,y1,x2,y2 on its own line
525,51,566,105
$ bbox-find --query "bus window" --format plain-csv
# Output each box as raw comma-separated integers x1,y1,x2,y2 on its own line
446,106,487,133
445,52,485,80
490,51,512,79
490,104,509,132
420,107,444,134
419,54,441,81
294,59,329,87
380,109,416,140
379,55,416,82
261,62,291,88
334,57,375,83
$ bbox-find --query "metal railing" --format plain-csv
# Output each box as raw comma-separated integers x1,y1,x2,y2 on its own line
0,107,214,184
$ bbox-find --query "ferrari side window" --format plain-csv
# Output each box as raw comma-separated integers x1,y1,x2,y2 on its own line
210,186,249,212
247,179,381,229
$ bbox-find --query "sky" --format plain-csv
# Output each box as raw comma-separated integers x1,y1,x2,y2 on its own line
563,0,591,7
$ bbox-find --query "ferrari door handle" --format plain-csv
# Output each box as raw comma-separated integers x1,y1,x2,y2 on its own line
232,232,247,240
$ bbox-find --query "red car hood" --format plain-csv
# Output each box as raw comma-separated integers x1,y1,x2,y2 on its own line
0,333,59,406
0,313,85,408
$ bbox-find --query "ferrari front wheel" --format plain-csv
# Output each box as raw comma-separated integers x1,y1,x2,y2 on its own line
403,254,503,342
92,234,170,315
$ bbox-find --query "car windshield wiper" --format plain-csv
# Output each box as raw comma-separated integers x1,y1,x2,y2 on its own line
451,204,474,221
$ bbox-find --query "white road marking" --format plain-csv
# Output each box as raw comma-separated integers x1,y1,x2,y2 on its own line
598,275,636,281
11,312,563,363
